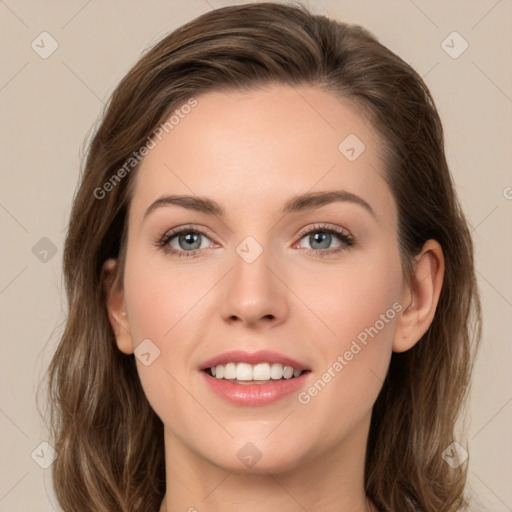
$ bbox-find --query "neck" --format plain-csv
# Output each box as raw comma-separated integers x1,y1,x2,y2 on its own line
159,413,377,512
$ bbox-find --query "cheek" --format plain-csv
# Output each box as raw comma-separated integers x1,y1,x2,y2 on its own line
295,249,403,428
337,264,401,345
302,248,403,352
123,250,204,343
121,253,199,413
292,251,403,412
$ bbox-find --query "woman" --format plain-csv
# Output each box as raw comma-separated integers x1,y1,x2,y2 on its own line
47,3,481,511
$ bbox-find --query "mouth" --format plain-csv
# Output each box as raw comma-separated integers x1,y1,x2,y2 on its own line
199,349,311,384
203,362,310,384
199,350,312,404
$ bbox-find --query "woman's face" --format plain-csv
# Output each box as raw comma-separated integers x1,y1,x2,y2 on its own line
116,84,408,472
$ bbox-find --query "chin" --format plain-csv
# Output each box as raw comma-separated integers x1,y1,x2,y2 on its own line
202,439,309,475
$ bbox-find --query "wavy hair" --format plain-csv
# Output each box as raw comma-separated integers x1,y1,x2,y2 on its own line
47,2,481,511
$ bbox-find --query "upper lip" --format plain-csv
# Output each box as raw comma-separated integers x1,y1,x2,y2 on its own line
199,350,310,371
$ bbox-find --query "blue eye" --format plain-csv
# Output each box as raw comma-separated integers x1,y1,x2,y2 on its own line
158,227,213,258
157,223,354,259
296,224,354,257
171,231,208,251
301,231,339,250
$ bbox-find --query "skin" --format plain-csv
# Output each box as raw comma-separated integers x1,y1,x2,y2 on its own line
103,84,444,512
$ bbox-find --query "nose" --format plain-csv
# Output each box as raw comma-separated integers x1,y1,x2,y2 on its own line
220,242,289,329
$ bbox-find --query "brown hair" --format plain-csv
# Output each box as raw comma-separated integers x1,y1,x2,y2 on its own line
47,2,481,511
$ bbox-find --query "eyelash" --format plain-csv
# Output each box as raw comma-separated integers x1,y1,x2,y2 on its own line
156,223,354,259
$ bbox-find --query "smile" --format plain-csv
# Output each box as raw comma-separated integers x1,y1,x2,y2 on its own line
206,362,306,381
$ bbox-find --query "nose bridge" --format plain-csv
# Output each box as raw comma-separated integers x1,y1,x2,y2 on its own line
220,234,287,326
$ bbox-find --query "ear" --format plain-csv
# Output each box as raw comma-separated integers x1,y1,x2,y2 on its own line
101,258,134,354
393,239,445,353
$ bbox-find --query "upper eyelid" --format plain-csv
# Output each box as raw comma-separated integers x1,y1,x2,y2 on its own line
163,224,215,238
162,223,349,235
296,223,350,238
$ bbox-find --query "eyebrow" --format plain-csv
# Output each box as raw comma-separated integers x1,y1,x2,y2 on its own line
143,190,376,220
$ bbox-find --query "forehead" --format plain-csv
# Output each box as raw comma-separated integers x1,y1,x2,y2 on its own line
129,84,395,228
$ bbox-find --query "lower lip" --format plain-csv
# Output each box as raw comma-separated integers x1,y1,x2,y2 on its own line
201,371,311,406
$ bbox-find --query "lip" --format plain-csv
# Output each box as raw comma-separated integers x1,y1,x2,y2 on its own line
200,370,311,407
199,349,310,371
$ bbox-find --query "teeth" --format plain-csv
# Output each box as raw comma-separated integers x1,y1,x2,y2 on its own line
270,363,283,379
282,366,294,379
211,362,304,381
224,362,236,379
253,363,270,380
236,363,253,381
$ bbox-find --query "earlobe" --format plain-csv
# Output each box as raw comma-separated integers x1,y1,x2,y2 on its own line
393,240,445,353
101,258,134,355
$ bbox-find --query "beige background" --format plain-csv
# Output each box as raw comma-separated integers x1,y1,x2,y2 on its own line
1,1,511,510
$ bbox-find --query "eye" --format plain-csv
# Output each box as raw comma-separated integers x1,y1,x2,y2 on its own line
156,223,354,259
157,226,214,258
295,223,354,256
170,231,210,251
